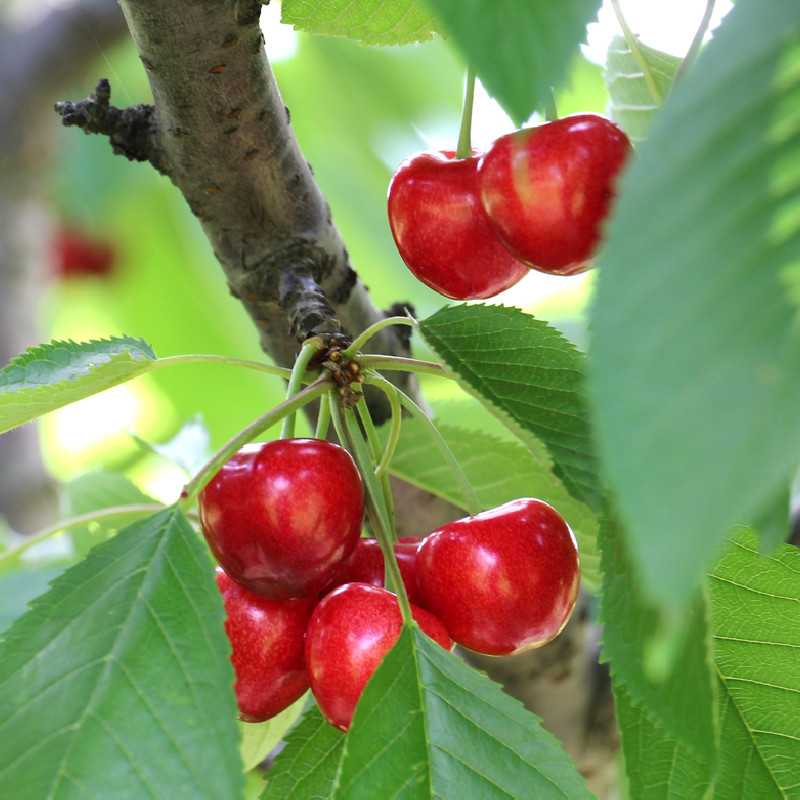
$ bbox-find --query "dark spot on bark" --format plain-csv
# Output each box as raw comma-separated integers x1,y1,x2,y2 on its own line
244,148,259,160
285,105,291,123
226,106,243,120
307,160,314,175
222,32,239,48
330,266,357,305
140,57,155,71
223,125,239,135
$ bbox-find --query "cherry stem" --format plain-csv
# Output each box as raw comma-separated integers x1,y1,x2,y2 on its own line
675,0,716,83
342,317,417,359
314,392,331,439
343,406,413,621
357,354,450,379
281,337,324,439
456,66,477,159
370,383,402,481
610,0,662,106
366,372,482,516
181,378,330,505
355,397,396,534
153,354,292,380
0,503,166,568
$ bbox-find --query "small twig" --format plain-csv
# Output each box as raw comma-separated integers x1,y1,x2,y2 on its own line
55,79,168,174
278,267,348,345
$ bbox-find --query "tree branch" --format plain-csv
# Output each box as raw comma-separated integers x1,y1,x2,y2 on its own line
56,0,416,422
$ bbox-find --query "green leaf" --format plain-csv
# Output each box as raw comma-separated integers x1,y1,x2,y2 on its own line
710,530,800,798
0,566,65,634
420,304,601,511
0,337,156,435
132,414,212,476
334,625,592,798
281,0,438,45
0,507,243,800
588,0,800,616
604,35,680,143
423,0,602,125
614,682,712,800
239,695,306,772
387,419,601,590
61,470,156,557
599,515,716,762
261,704,345,800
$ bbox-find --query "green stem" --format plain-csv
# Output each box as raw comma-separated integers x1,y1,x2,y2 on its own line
455,66,477,159
675,0,716,83
328,390,349,450
281,338,324,439
0,503,165,567
343,408,412,621
370,384,402,480
342,317,417,359
182,378,329,504
357,355,450,379
366,372,482,517
315,392,331,439
355,398,396,535
610,0,662,105
153,354,292,380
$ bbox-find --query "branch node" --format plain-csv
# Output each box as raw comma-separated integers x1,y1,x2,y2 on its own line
55,79,167,175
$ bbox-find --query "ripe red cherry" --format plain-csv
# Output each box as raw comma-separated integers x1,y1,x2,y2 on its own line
199,439,364,599
306,582,451,730
51,227,115,278
417,498,580,655
330,538,422,604
216,569,312,722
477,115,631,274
387,151,527,299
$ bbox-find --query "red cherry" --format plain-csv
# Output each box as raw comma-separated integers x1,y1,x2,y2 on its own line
51,227,115,278
477,115,631,274
329,538,422,604
216,569,312,722
199,439,364,599
306,582,451,730
387,151,527,299
417,498,580,655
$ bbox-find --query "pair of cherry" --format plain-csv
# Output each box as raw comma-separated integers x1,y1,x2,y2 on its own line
200,438,580,731
388,114,631,299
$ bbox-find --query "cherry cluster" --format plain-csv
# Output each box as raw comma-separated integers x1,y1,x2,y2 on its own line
200,437,580,732
387,114,631,299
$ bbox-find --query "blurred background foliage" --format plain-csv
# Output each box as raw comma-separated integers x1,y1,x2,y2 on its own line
40,10,606,504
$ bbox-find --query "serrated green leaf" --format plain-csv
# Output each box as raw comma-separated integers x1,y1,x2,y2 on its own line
388,419,601,590
281,0,438,45
0,566,65,634
61,471,156,557
261,704,344,800
588,0,800,617
710,530,800,798
0,337,156,435
599,515,716,763
614,682,712,800
604,35,680,144
0,507,243,800
239,695,306,772
420,304,602,511
424,0,601,125
334,625,592,799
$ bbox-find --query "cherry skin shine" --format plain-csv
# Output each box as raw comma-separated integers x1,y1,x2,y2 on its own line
216,569,312,723
478,115,631,274
388,151,527,300
417,498,580,656
199,439,364,599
